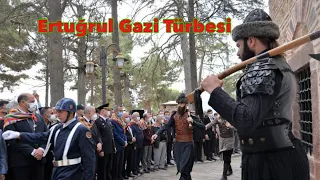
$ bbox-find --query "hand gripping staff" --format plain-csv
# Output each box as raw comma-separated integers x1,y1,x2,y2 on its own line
188,30,320,104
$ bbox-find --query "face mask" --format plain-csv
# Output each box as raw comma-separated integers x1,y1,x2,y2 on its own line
118,111,123,117
106,111,111,116
153,116,156,119
125,117,130,123
49,114,57,122
159,114,164,117
161,119,164,123
28,102,38,112
136,117,140,120
165,115,169,120
91,114,98,121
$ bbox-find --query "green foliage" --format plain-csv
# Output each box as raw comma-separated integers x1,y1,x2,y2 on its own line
132,53,182,112
86,32,134,107
222,71,243,99
0,0,40,91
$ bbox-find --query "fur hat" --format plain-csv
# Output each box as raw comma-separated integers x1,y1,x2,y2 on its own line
232,9,280,41
176,93,188,104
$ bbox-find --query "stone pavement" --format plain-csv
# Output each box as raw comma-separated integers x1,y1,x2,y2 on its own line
135,155,241,180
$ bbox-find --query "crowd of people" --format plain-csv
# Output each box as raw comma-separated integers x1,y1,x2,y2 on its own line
0,92,240,180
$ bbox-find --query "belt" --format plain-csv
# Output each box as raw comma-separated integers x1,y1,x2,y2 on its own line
53,157,81,167
239,124,294,154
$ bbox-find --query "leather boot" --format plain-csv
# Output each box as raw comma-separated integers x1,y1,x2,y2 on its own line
227,164,233,176
220,162,228,180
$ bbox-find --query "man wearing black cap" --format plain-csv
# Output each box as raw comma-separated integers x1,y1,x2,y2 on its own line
201,9,309,180
95,103,115,180
151,93,205,180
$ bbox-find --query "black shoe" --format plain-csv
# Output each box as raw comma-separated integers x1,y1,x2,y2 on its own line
227,165,233,176
198,159,204,162
128,173,135,178
207,157,212,161
148,167,154,172
123,176,129,179
144,169,150,173
167,162,174,165
220,176,227,180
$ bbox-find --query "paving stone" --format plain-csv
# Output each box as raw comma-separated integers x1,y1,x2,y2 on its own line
135,155,241,180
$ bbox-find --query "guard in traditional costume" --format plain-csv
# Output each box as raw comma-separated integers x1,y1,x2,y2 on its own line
151,93,205,180
2,98,96,180
201,9,310,180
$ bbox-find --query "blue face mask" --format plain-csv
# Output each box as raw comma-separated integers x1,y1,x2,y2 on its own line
118,111,123,117
165,115,169,120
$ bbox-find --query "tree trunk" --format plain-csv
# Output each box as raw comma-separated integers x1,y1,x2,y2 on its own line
123,73,133,111
198,53,205,85
45,50,49,107
111,0,122,106
77,5,87,105
188,0,197,110
48,0,64,106
175,0,192,96
188,0,197,91
45,34,49,107
45,53,49,107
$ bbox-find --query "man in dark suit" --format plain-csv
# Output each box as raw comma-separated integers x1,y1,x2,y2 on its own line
203,110,216,161
130,111,144,176
111,105,127,180
164,111,174,166
123,113,135,179
95,104,116,180
4,93,48,180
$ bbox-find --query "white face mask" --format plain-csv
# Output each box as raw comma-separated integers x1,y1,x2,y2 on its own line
91,114,98,121
28,102,38,112
136,117,140,121
125,117,130,123
49,114,57,122
106,111,111,117
153,116,156,119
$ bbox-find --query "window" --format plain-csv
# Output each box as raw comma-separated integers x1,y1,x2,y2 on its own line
297,66,313,156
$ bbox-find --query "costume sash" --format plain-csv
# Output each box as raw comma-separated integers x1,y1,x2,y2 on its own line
3,109,37,129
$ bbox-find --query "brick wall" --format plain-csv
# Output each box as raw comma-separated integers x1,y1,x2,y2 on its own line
268,0,320,179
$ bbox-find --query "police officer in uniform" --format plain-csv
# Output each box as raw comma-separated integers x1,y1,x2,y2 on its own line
2,98,96,180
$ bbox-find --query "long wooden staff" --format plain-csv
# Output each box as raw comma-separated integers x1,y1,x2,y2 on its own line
187,30,320,104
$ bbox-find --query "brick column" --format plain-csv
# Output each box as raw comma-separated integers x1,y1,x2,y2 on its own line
310,51,320,180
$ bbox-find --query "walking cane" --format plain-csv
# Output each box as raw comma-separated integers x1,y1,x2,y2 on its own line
187,30,320,104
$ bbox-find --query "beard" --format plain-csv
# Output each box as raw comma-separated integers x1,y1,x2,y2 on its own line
241,40,255,61
177,106,186,115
